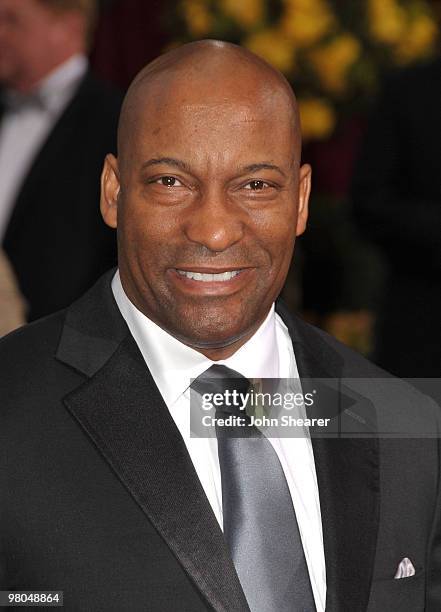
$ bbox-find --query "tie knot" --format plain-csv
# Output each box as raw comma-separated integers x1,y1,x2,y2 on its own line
191,365,251,416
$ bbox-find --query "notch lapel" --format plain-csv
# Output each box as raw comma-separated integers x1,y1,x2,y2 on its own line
57,272,249,612
276,301,380,612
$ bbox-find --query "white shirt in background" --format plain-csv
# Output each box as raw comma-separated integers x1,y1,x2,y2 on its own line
0,54,88,240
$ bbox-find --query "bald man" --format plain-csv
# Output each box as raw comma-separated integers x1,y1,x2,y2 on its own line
0,41,440,612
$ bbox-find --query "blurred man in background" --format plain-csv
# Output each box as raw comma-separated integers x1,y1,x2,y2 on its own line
0,0,121,322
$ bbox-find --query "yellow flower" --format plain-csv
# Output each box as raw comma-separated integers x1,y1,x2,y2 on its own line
394,14,439,63
244,29,296,73
220,0,264,29
281,0,336,47
368,0,407,44
297,97,336,141
182,0,213,37
309,34,361,94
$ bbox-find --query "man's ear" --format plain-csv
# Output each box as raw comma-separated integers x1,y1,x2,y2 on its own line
100,154,120,229
296,163,312,237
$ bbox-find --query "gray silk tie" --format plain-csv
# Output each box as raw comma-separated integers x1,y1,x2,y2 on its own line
191,365,316,612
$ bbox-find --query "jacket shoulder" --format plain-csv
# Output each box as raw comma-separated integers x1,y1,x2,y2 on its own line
0,310,66,374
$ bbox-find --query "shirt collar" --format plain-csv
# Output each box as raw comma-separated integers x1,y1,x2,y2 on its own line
3,54,88,116
111,270,279,407
37,54,88,114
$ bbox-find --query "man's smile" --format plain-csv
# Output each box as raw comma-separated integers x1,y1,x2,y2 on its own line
176,269,242,282
176,267,243,283
169,267,254,294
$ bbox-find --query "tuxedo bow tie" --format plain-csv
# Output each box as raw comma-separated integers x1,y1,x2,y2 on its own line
2,90,45,113
191,365,316,612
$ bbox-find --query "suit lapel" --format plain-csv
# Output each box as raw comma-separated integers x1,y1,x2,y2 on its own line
57,272,250,612
276,301,380,612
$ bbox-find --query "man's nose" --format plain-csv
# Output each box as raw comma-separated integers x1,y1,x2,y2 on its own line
183,187,245,252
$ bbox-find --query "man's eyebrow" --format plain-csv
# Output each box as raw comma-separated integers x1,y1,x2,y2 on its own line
140,158,288,178
241,163,287,178
141,157,191,172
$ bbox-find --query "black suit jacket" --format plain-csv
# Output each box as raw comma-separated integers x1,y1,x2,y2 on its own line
0,72,122,322
1,270,440,611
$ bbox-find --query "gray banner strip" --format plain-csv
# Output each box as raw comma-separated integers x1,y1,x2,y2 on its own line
190,377,441,438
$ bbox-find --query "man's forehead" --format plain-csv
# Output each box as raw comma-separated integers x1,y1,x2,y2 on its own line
130,79,296,142
134,97,295,153
120,103,299,174
142,99,283,124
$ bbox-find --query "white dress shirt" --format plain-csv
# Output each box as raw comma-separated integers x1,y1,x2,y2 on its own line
0,54,88,240
112,270,326,611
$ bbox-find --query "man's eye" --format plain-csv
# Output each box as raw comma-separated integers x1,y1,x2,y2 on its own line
156,176,183,187
244,180,269,191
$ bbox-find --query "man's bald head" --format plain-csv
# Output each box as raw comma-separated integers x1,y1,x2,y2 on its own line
117,40,301,173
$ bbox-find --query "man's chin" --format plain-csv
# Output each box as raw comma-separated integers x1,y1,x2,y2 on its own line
181,331,246,351
164,319,258,359
156,299,269,354
166,318,255,353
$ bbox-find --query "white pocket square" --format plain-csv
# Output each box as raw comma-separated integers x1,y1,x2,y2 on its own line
394,557,416,579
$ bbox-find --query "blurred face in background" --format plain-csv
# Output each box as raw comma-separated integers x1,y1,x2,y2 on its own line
0,0,85,92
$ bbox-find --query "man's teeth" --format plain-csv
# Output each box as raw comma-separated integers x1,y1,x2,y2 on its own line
177,270,241,282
